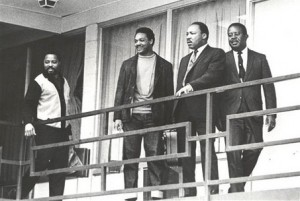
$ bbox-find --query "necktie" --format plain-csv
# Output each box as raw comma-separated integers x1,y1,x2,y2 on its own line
237,51,245,81
190,49,198,64
183,50,198,86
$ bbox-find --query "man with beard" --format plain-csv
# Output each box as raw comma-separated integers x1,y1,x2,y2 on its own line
21,52,70,200
220,23,277,192
174,22,225,196
114,27,173,200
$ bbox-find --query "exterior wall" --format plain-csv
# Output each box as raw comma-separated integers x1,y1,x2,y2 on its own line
249,0,300,191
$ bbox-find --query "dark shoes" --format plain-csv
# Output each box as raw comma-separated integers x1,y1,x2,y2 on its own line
125,197,162,201
125,198,137,201
151,197,162,200
184,187,197,197
184,188,219,197
124,190,163,200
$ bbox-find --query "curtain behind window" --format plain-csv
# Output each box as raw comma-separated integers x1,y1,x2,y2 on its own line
101,14,167,162
30,35,85,140
172,0,246,88
0,35,84,185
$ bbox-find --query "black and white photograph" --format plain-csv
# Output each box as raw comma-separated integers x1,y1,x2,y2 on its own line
0,0,300,200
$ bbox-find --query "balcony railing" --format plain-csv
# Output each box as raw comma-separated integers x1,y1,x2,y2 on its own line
1,72,300,201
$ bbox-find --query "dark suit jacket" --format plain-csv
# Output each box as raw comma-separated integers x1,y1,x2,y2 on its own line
220,49,277,140
114,53,174,126
173,45,225,120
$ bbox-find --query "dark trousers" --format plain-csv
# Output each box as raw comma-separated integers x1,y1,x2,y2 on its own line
227,102,262,193
21,125,69,200
175,102,219,196
123,113,167,189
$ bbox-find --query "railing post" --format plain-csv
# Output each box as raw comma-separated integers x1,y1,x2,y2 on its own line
101,112,109,192
0,146,2,174
29,137,35,177
226,118,231,148
204,93,213,201
16,125,26,200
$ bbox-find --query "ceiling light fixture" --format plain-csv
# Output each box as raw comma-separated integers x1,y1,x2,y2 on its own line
38,0,59,8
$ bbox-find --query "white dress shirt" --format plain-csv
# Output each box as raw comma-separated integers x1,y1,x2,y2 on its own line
191,43,208,65
183,43,208,86
233,47,248,81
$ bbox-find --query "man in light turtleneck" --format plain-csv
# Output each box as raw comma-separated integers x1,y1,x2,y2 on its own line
114,27,173,201
134,53,156,113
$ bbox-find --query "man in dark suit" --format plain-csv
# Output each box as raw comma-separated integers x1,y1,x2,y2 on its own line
174,22,225,196
114,27,173,201
221,23,277,193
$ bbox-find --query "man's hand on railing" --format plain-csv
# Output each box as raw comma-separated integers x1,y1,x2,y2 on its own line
175,84,193,96
265,115,276,132
114,119,123,131
24,123,36,137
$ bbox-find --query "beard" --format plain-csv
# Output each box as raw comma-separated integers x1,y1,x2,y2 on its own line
44,67,59,78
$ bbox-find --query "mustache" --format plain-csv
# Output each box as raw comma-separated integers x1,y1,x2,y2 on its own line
46,66,56,71
230,39,239,42
44,67,58,75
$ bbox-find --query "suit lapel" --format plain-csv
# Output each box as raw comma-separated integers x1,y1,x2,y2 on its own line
228,50,240,83
177,54,191,90
131,54,138,82
245,49,254,81
190,45,210,70
153,54,162,88
183,45,210,83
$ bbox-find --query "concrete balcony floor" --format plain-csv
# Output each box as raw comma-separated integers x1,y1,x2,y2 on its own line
162,187,300,201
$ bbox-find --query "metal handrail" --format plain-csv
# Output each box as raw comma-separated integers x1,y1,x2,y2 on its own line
23,73,300,125
0,72,297,126
226,105,300,151
0,73,299,127
1,73,300,200
29,122,192,177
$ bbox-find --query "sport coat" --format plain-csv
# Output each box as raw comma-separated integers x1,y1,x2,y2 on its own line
220,49,277,140
114,53,174,126
173,45,225,120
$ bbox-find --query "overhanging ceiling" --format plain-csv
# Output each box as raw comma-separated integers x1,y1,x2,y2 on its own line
0,0,182,44
0,22,26,38
0,0,121,17
0,0,123,49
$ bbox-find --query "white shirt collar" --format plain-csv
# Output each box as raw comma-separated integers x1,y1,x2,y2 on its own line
233,47,248,55
193,43,208,58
